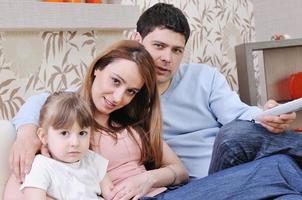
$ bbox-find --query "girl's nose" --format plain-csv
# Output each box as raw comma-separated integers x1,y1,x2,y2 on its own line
70,134,80,146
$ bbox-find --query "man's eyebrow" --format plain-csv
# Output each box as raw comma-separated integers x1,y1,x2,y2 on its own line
174,46,185,50
152,40,185,49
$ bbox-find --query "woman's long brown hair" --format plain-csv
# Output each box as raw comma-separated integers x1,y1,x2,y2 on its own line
80,40,163,169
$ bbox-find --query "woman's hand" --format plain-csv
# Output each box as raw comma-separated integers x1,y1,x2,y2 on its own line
259,99,296,133
111,172,154,200
9,124,43,182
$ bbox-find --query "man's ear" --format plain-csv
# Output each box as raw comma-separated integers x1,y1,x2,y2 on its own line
131,31,143,42
37,128,47,146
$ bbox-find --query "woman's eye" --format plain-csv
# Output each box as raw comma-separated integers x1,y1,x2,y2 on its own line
60,131,69,136
79,131,88,136
112,78,121,86
127,89,137,96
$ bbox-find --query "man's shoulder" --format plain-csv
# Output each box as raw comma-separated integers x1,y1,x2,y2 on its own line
178,63,218,78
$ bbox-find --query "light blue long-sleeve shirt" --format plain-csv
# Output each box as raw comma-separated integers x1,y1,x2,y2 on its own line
13,63,262,179
160,64,261,179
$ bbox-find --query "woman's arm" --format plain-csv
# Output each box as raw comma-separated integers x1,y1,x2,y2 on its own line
147,141,189,187
23,187,47,200
100,174,115,200
110,141,189,200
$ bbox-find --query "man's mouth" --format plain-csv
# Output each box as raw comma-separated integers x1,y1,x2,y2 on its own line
156,66,170,75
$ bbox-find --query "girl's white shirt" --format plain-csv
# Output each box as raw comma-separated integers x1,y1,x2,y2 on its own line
20,150,108,200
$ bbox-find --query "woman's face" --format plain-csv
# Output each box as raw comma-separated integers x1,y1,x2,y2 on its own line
91,58,144,120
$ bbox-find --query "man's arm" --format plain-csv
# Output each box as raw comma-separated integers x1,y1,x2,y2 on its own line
259,99,296,133
10,93,50,182
12,93,50,130
209,69,295,133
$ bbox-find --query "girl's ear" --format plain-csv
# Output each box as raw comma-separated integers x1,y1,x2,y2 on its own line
37,128,47,146
131,31,143,42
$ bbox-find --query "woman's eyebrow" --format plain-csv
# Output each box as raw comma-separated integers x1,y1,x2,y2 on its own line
113,73,126,83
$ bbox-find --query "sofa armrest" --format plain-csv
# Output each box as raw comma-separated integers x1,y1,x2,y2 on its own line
0,120,16,198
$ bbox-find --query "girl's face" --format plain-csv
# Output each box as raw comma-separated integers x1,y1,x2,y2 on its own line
91,59,144,122
45,123,91,163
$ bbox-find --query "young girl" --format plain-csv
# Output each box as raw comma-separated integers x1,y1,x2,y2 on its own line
20,91,113,200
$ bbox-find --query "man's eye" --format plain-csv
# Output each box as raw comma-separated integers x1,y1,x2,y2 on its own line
60,131,68,136
154,43,163,48
174,48,183,54
79,131,88,136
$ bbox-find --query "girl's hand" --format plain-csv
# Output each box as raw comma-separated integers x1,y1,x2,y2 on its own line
111,172,154,200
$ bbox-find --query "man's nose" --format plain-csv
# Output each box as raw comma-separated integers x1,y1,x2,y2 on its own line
161,49,172,63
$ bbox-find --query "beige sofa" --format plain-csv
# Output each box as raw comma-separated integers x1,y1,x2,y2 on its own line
0,120,16,198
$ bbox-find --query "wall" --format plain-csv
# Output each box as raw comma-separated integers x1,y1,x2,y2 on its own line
0,0,255,119
253,0,302,41
250,0,302,105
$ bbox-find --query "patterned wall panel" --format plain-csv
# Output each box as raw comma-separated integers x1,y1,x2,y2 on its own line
0,30,124,119
0,0,255,120
121,0,256,91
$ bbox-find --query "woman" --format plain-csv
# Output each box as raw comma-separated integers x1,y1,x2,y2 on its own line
5,40,302,200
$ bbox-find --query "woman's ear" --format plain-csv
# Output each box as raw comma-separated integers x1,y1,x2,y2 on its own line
131,31,143,42
37,128,47,146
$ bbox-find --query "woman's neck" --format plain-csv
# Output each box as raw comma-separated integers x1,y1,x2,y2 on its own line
95,112,109,128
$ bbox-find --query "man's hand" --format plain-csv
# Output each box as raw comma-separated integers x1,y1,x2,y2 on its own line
9,124,42,182
259,100,296,133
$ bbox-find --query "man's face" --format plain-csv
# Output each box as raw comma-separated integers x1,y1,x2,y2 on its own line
140,28,186,92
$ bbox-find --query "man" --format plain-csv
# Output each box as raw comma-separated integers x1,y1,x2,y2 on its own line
132,3,298,178
10,3,298,182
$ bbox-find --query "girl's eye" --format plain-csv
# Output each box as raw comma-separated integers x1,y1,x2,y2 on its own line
112,78,121,86
60,131,69,136
79,131,88,136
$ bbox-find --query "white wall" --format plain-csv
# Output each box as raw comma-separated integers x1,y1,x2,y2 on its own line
253,0,302,41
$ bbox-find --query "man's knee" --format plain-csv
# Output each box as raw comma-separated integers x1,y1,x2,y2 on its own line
263,154,296,167
216,120,264,146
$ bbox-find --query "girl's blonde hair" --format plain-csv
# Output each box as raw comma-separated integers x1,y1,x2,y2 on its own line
39,91,93,132
81,40,163,169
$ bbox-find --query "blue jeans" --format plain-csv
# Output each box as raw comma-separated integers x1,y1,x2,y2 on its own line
140,154,302,200
209,120,302,174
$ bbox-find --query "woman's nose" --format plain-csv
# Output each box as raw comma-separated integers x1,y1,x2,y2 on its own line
112,88,125,104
